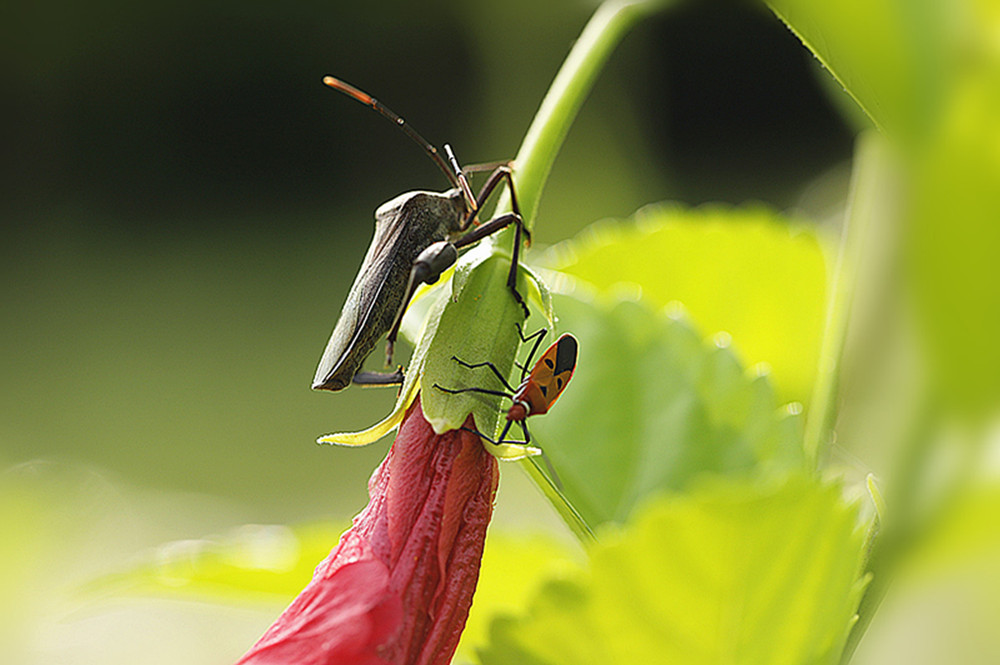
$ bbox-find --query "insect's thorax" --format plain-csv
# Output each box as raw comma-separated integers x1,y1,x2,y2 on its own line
374,188,468,241
513,381,550,417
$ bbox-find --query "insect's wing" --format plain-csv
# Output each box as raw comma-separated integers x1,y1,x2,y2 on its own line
530,333,579,411
312,208,415,391
312,191,463,392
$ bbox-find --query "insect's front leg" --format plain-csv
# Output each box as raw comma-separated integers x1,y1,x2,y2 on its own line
384,240,460,366
457,164,531,318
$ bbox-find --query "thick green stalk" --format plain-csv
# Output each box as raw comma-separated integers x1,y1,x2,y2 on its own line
491,0,670,231
804,131,888,467
484,0,672,543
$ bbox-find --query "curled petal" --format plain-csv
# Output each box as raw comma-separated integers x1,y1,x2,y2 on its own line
237,396,498,665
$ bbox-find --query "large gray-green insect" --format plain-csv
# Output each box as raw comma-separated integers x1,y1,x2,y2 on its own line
312,77,529,392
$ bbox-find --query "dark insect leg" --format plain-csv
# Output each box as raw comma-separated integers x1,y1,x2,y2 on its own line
450,356,517,392
497,418,515,442
461,159,511,177
383,271,420,367
458,425,523,447
352,368,405,386
515,323,548,381
455,165,530,318
468,166,531,246
516,322,547,344
451,212,529,318
458,422,562,488
384,241,459,365
433,384,511,401
452,212,521,248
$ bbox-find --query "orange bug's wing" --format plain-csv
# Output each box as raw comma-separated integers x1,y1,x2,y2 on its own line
528,333,578,412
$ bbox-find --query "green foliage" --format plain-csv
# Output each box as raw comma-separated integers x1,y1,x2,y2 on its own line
770,0,1000,422
545,205,829,405
765,0,952,139
528,291,806,527
456,533,582,664
419,251,534,444
50,0,1000,663
907,81,1000,418
83,522,345,603
766,0,1000,658
477,474,867,665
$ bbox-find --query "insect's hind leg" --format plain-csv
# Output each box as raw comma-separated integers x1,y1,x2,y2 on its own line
352,368,405,386
458,425,524,447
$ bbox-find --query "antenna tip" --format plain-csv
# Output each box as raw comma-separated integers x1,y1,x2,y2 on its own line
323,76,373,105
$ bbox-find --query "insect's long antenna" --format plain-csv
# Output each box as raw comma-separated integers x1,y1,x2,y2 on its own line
323,76,463,193
443,144,478,213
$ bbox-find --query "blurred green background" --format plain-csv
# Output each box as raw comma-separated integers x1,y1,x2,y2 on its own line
25,0,1000,663
2,0,852,521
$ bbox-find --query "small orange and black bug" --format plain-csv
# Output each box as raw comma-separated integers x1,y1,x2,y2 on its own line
434,325,578,447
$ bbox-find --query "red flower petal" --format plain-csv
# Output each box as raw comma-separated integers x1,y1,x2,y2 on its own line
237,396,499,665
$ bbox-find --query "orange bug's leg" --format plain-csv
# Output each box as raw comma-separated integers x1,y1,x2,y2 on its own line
516,322,547,344
449,356,518,392
449,324,546,384
515,323,548,381
433,384,511,400
498,418,516,443
457,424,520,447
458,422,564,491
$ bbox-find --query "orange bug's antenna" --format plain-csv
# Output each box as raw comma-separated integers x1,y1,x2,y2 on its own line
322,76,475,207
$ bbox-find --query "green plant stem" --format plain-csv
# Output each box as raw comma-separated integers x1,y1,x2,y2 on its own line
520,456,597,544
840,399,942,664
803,131,887,468
478,0,672,545
491,0,670,231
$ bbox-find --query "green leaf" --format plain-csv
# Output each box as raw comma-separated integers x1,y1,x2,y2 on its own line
456,532,582,664
318,248,551,461
907,78,1000,418
545,205,828,406
478,475,868,665
417,248,547,460
765,0,952,139
528,292,806,527
82,522,345,603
